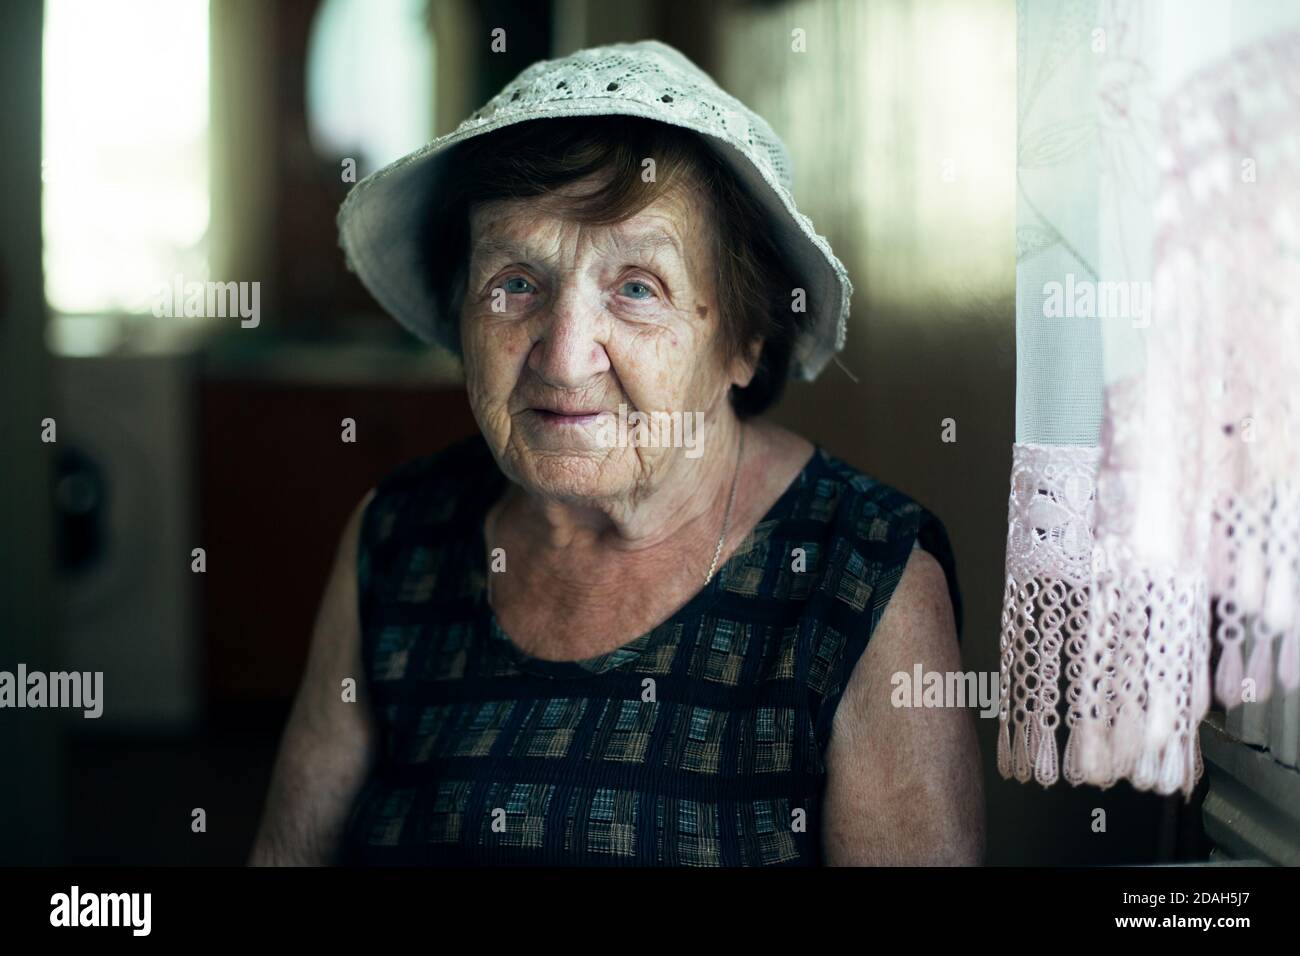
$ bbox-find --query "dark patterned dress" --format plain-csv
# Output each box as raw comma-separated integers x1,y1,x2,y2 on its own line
341,434,960,866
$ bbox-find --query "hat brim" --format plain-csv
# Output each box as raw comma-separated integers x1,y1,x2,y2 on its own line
337,100,850,381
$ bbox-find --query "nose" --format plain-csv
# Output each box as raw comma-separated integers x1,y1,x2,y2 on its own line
528,280,611,388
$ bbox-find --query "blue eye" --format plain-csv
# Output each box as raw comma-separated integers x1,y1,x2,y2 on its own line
502,276,535,294
621,280,654,299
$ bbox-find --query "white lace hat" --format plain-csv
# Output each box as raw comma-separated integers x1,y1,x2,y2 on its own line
337,39,852,381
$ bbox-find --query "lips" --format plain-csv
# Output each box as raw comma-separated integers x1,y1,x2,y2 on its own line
533,403,604,415
531,407,605,424
527,397,609,417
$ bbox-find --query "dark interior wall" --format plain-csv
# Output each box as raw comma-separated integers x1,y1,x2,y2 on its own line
472,0,555,101
571,0,719,64
0,0,64,865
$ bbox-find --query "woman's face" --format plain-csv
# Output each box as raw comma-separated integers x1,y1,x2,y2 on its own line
460,174,754,505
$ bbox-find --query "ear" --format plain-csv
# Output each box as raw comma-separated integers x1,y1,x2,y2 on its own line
729,336,764,389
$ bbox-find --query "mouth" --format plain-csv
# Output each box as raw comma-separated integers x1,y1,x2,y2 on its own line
529,407,608,426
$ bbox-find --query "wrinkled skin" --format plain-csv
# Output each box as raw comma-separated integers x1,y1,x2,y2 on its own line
460,173,757,538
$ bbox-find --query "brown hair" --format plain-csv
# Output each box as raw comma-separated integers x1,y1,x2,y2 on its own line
424,115,808,418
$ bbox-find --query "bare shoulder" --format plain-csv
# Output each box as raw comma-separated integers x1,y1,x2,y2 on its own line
868,546,955,653
829,546,957,746
821,546,985,865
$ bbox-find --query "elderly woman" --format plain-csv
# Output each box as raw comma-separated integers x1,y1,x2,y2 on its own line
251,40,982,866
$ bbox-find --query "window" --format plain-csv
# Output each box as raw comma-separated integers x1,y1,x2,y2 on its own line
305,0,436,179
42,0,210,324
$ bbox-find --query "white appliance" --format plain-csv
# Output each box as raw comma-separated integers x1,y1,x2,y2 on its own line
51,351,201,732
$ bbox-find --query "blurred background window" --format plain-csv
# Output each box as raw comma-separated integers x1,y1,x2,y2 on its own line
717,0,1013,313
42,0,210,318
305,0,436,178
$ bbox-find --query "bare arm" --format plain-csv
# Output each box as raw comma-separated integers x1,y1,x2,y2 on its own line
248,490,378,866
821,546,985,865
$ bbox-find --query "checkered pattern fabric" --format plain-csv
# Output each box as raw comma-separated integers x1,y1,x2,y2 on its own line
342,435,960,865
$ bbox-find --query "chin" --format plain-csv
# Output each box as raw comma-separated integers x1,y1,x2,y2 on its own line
513,445,641,504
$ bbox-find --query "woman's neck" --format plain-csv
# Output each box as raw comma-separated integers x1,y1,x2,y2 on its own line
493,415,746,564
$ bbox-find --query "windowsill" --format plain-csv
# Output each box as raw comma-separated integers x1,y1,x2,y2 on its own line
1200,712,1300,865
46,313,467,389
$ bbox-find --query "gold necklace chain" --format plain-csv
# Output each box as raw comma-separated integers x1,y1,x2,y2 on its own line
704,424,745,587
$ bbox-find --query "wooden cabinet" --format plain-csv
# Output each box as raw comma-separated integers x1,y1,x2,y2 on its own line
198,377,478,717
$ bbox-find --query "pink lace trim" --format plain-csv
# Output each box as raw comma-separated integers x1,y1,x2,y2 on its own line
1001,28,1300,797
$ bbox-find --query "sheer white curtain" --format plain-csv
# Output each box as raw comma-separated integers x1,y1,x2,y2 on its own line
1003,0,1300,796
